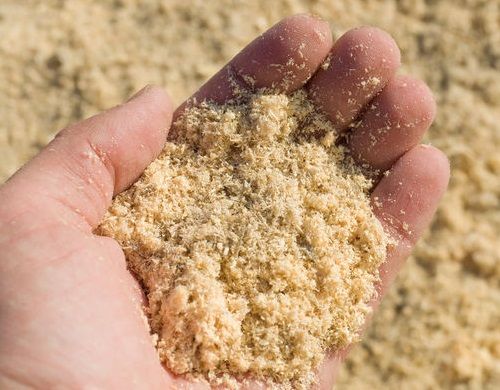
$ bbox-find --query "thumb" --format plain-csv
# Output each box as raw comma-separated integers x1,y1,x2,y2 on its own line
0,85,173,231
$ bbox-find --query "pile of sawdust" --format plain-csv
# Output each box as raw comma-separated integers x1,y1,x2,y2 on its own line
98,90,387,388
1,1,498,389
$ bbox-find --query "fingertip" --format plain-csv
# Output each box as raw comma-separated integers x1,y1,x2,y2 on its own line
397,145,450,181
126,84,174,129
365,26,401,68
285,13,334,49
82,83,175,194
406,144,450,191
372,144,449,247
336,26,401,73
411,76,437,121
117,85,174,159
386,75,437,125
349,75,438,171
307,26,401,129
232,13,333,91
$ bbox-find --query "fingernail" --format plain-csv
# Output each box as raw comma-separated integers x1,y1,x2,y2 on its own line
126,85,151,102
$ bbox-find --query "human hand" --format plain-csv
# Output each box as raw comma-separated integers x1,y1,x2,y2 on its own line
0,14,448,389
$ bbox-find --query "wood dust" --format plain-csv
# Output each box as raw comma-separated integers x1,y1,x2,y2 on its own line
98,90,387,388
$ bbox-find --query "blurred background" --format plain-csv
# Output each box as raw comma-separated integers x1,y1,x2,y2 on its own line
0,0,498,388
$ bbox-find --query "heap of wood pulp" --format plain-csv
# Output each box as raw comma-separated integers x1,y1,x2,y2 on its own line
98,90,387,389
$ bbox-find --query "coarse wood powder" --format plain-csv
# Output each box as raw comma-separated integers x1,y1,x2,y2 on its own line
98,90,388,388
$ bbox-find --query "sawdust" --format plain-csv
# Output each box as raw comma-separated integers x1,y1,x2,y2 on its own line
1,1,499,389
98,90,387,388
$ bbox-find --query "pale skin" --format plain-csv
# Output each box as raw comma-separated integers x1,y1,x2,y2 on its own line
0,14,449,390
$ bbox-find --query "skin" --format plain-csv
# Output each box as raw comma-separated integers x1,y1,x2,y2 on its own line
0,14,449,390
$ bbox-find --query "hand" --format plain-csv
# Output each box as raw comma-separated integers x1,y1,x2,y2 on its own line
0,14,449,389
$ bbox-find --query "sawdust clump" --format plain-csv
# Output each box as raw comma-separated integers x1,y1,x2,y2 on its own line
98,90,387,387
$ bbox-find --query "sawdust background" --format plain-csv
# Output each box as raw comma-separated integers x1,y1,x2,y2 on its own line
0,0,498,389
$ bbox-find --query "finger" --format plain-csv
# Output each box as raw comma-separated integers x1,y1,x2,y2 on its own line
371,144,449,296
1,85,173,230
349,75,436,172
316,145,449,386
180,14,333,109
316,353,343,390
306,26,401,131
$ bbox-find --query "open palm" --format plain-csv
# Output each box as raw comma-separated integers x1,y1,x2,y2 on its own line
0,15,448,389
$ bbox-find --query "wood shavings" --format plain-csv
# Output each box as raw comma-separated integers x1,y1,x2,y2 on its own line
98,90,387,388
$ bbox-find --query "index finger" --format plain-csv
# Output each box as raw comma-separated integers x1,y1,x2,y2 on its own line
176,14,333,115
